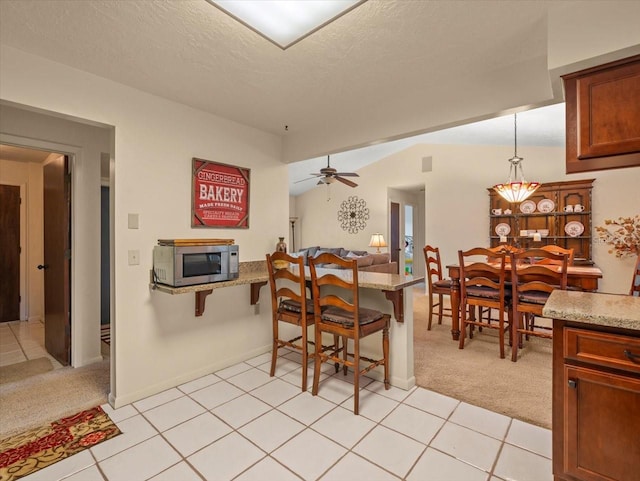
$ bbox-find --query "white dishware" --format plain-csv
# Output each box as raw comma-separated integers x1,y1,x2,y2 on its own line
519,200,536,214
574,204,584,212
564,221,584,237
563,205,574,212
492,208,502,215
495,223,511,236
537,198,555,213
537,229,549,237
504,209,512,215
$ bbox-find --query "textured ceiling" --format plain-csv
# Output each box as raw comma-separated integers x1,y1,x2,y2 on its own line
0,0,555,164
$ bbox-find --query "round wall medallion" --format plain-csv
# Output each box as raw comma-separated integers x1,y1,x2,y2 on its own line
337,196,369,234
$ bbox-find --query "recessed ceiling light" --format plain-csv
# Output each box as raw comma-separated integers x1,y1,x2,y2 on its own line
207,0,366,50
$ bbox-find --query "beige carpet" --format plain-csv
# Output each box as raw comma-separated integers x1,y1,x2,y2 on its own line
0,357,53,385
413,290,552,429
0,360,110,440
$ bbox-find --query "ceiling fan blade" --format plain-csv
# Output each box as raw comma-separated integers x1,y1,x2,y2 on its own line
335,176,358,188
294,176,320,184
334,172,359,177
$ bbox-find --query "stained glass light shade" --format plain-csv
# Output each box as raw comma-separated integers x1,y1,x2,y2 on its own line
493,113,540,203
493,156,540,203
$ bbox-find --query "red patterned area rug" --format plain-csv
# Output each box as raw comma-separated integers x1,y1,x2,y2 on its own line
0,406,120,480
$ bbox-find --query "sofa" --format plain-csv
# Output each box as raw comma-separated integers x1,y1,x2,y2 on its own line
291,246,398,274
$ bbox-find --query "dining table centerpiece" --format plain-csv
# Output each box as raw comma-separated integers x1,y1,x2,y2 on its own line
595,215,640,258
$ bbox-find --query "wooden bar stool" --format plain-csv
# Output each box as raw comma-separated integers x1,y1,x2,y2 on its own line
265,252,317,391
309,253,390,415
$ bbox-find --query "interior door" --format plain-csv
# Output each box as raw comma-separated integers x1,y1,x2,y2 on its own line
43,155,71,365
0,184,21,322
390,202,400,274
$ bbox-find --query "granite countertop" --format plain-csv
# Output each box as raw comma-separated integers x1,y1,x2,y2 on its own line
151,260,424,295
151,260,268,295
543,290,640,331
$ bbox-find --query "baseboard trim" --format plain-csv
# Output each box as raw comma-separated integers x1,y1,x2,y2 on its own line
110,344,271,409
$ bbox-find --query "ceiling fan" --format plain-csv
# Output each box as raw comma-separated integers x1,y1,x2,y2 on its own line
297,155,359,188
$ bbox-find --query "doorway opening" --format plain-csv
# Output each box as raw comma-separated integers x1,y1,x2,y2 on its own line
405,204,414,275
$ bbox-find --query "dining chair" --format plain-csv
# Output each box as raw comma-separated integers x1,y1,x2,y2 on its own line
458,247,511,359
630,255,640,296
510,248,568,362
481,245,522,324
532,245,574,266
266,251,336,391
423,245,453,330
309,252,390,415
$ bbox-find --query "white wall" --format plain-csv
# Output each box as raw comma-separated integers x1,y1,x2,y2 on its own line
294,142,640,294
0,157,44,321
0,46,287,407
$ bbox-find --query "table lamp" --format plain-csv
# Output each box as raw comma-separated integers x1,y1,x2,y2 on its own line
369,233,387,253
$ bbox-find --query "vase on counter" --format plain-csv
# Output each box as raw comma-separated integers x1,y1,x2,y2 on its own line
276,237,287,253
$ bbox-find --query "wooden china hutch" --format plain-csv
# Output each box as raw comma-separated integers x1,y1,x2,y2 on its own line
488,179,595,265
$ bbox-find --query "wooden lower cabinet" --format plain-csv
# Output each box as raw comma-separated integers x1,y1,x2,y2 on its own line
553,321,640,481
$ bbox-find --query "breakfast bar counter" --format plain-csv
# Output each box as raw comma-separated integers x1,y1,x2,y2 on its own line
152,260,424,321
152,260,424,390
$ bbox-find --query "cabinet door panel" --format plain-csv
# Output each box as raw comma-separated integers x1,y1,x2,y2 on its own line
577,63,640,159
564,366,640,481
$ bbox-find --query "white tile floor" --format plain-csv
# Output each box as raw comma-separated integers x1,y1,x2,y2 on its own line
19,348,553,481
0,319,63,369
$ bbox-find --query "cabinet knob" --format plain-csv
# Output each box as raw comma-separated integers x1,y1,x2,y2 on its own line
624,349,640,363
568,379,578,389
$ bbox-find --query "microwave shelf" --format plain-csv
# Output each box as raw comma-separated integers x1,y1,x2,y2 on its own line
150,261,268,317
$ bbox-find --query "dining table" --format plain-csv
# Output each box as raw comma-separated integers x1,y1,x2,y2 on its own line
445,262,603,341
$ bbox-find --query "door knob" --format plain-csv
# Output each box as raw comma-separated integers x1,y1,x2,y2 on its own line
37,264,49,270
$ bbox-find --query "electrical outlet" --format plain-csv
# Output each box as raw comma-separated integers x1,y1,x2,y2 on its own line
128,250,140,265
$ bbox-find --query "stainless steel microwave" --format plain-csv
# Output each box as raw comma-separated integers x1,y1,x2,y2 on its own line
153,244,239,287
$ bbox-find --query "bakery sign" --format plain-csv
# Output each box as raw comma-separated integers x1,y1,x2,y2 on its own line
192,158,250,228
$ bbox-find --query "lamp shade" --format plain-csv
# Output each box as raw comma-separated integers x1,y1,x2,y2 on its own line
493,180,540,203
369,233,387,253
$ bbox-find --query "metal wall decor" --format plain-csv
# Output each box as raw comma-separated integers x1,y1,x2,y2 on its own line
337,196,369,234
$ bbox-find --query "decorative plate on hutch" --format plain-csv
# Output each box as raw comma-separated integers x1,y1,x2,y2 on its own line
519,200,536,214
564,221,585,237
495,223,511,236
537,198,555,213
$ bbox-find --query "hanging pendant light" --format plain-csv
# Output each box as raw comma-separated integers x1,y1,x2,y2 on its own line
493,113,540,203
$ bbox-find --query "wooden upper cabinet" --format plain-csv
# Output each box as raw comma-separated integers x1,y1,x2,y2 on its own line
563,54,640,174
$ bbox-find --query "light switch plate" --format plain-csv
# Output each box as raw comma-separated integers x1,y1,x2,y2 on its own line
128,213,139,229
128,250,140,265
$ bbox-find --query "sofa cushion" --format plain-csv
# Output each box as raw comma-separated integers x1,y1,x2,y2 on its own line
346,250,368,257
344,252,373,267
305,246,320,258
290,250,308,265
370,253,390,265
